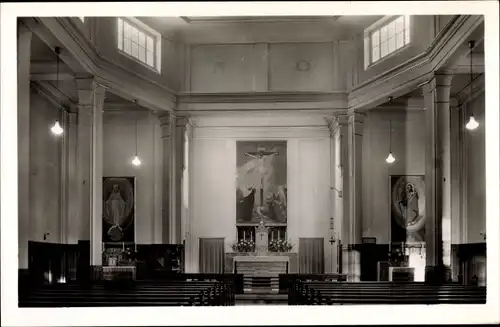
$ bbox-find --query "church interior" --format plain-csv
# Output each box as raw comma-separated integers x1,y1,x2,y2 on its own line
15,14,488,307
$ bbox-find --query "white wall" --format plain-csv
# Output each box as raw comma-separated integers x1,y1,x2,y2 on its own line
361,109,427,244
187,42,344,93
102,111,162,244
28,90,63,243
188,113,332,272
465,93,486,243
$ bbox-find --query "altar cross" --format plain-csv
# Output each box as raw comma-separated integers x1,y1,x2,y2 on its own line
244,145,279,207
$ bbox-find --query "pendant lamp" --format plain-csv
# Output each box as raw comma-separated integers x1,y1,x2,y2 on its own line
465,40,479,131
386,97,396,164
50,47,64,136
132,118,141,166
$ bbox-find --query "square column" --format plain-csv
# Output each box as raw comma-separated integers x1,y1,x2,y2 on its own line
160,114,173,243
65,111,80,244
450,100,467,281
345,111,365,282
422,73,454,283
75,77,105,267
174,116,191,245
337,115,350,277
17,25,32,269
325,116,343,274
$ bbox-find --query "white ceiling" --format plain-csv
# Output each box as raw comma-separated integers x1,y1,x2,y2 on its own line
141,15,383,43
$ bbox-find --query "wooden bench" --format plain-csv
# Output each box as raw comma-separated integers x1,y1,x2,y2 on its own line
289,281,486,305
19,279,233,307
279,274,347,294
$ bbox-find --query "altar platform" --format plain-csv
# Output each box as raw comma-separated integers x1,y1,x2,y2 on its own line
225,253,298,293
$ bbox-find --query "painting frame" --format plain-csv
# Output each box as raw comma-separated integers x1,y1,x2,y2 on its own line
235,140,288,226
389,175,426,245
102,176,137,244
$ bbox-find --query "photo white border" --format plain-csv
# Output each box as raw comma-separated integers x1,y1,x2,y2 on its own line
1,1,499,326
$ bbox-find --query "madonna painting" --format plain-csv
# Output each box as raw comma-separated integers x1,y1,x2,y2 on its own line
102,177,135,242
390,175,425,243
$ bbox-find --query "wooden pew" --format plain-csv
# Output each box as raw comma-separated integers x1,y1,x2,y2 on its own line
289,281,486,305
279,274,347,294
19,278,233,307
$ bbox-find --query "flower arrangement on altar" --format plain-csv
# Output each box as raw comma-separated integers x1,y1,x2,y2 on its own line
388,243,409,267
231,239,255,253
102,244,137,266
268,239,293,253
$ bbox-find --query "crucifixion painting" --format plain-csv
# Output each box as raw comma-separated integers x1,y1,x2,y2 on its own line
236,141,288,224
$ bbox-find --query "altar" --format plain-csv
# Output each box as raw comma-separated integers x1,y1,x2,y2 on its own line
227,220,297,292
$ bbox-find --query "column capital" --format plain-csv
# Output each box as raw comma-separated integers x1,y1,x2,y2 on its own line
159,114,173,138
67,111,78,124
74,75,97,91
175,115,193,128
336,113,349,126
347,110,366,123
421,73,454,95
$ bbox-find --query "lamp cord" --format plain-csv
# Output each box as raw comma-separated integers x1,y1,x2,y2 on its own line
469,41,474,117
389,120,392,152
135,120,138,156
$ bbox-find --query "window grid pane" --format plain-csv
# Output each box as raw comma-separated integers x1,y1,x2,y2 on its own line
147,50,154,66
369,15,411,64
371,31,380,48
138,46,146,62
117,19,123,50
372,45,380,62
388,36,396,53
396,31,404,49
147,36,154,52
123,38,131,54
405,16,411,44
116,18,159,70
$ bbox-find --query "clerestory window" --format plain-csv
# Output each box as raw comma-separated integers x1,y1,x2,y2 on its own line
116,17,162,73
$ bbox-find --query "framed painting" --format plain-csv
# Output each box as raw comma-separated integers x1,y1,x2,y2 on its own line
102,177,136,243
390,175,425,243
236,141,287,225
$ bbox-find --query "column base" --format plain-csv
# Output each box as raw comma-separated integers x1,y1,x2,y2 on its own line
342,245,361,282
425,265,452,284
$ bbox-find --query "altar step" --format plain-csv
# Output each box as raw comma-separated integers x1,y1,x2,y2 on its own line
235,292,288,306
243,276,280,293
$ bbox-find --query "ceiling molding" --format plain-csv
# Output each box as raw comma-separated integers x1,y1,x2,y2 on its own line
181,16,341,24
178,91,347,113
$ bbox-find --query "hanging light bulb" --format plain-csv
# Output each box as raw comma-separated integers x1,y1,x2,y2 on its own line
50,47,64,136
386,152,396,164
466,40,479,131
131,118,141,166
132,155,141,166
386,101,396,164
466,115,479,130
50,120,64,135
